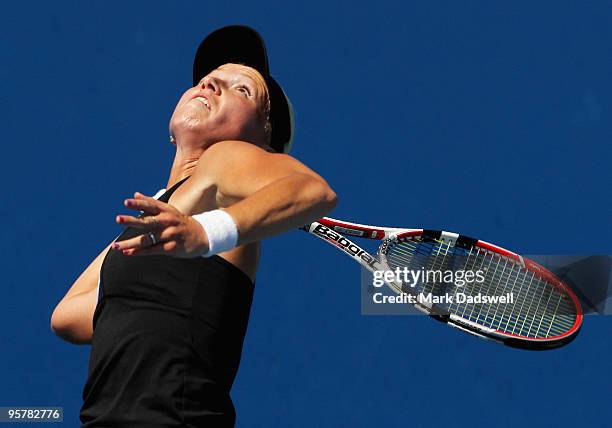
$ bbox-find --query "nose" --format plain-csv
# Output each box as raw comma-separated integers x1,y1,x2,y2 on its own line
198,76,221,94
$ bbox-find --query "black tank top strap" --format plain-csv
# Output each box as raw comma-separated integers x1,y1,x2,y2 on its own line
157,176,190,203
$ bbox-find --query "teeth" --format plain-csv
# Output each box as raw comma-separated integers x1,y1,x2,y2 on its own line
195,97,210,110
195,97,210,109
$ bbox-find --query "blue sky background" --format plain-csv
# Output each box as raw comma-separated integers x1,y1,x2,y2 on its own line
1,1,611,427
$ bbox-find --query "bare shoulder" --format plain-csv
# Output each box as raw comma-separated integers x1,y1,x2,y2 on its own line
190,140,326,203
193,140,303,181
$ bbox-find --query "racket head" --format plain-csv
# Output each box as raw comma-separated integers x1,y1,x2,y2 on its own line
377,230,582,350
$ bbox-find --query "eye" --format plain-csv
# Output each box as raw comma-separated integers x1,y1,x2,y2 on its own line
237,85,251,97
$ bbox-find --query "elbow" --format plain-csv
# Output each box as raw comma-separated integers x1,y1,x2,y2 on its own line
51,323,89,345
322,186,338,212
50,306,71,342
50,304,90,345
306,177,338,215
50,306,63,336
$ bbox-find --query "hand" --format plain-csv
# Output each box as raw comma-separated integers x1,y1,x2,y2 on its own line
112,192,209,258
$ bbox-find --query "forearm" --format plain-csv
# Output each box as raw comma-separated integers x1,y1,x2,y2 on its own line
224,173,337,245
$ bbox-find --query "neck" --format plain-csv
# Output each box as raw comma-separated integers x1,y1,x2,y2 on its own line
167,145,204,188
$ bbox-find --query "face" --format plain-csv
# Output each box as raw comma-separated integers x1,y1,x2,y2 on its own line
169,63,270,148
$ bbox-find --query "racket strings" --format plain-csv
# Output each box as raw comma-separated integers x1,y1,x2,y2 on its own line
382,238,577,339
475,254,576,337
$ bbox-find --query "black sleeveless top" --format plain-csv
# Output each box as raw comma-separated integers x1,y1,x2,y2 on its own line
80,178,254,427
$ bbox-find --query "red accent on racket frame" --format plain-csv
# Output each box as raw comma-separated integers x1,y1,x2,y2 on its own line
318,218,386,240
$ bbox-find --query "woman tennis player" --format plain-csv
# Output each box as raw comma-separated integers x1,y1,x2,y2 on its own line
51,25,336,427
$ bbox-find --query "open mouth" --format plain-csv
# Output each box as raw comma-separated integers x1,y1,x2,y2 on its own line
193,96,210,110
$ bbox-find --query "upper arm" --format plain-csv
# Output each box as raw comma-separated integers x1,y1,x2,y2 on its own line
51,243,111,344
194,140,330,200
51,287,99,344
63,243,111,299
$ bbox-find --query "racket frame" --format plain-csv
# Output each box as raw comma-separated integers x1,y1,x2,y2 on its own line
303,217,583,350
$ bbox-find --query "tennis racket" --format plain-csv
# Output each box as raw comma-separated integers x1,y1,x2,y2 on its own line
301,217,582,350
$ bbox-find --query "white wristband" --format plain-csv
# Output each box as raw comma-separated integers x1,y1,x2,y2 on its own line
192,209,239,257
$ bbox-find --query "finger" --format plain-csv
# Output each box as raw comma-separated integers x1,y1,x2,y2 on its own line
134,192,172,210
134,193,182,215
116,214,176,229
116,215,152,229
124,198,162,215
112,226,179,251
122,241,178,257
134,192,161,202
112,233,156,251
